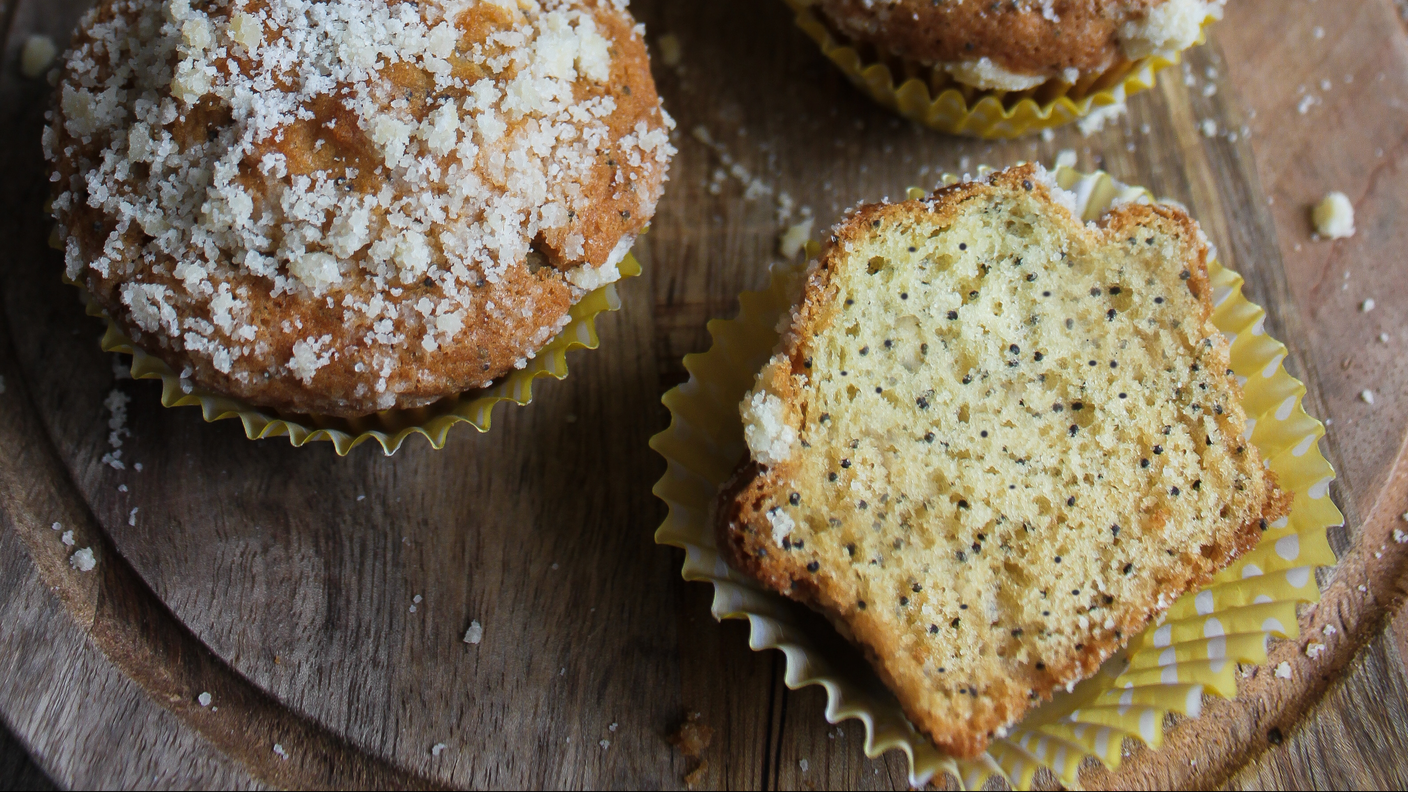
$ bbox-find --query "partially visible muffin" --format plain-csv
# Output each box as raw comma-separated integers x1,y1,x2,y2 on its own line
48,0,675,417
810,0,1223,91
717,163,1289,758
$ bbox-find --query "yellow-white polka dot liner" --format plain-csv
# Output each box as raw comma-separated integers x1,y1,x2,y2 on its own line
651,167,1341,789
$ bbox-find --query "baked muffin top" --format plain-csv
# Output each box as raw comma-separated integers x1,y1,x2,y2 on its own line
812,0,1224,90
48,0,674,417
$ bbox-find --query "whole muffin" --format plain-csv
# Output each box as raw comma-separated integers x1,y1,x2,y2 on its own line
812,0,1223,90
47,0,675,417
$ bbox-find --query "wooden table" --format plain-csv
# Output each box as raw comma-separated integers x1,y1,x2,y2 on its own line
2,0,1407,788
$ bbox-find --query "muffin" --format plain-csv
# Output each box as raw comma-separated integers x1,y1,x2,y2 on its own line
788,0,1223,135
47,0,675,418
714,163,1290,758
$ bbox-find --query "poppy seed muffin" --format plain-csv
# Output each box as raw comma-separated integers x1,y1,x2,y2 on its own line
716,164,1289,758
47,0,675,417
810,0,1223,91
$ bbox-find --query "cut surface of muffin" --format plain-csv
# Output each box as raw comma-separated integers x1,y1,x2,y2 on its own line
717,164,1289,759
48,0,674,417
812,0,1224,90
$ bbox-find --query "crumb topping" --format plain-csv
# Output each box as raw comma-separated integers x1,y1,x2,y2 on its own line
49,0,674,415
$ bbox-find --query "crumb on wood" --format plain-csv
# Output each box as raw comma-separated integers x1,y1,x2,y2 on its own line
668,711,714,759
669,710,714,786
683,759,709,788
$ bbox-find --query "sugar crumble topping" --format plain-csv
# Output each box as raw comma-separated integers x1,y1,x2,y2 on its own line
742,365,798,468
49,0,674,414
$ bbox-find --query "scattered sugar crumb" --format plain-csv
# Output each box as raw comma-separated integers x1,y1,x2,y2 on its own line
778,218,812,259
1076,101,1126,137
117,484,128,493
134,462,143,472
1395,529,1408,544
20,35,57,79
409,605,417,613
1274,661,1292,679
101,389,131,470
1361,299,1376,313
1381,333,1392,343
413,594,423,604
128,507,139,526
799,758,810,773
1360,390,1375,405
1306,641,1325,659
691,126,772,201
356,494,366,501
431,743,447,757
463,620,483,645
1313,192,1355,239
1314,26,1325,39
70,548,96,572
51,522,61,531
1323,624,1338,636
608,722,618,732
61,530,75,547
1054,149,1078,169
273,744,288,760
198,692,212,707
1358,585,1368,593
658,34,682,68
1040,128,1055,142
599,739,611,750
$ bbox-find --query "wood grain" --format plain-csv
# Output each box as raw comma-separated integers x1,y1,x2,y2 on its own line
1,0,1407,789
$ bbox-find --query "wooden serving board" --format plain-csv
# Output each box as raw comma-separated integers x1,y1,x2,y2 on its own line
2,0,1408,789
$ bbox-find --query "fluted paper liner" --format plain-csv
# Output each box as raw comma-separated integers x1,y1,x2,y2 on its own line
650,167,1341,789
782,0,1218,139
72,255,640,456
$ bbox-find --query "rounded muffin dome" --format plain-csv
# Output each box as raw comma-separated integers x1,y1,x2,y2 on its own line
47,0,675,417
813,0,1223,90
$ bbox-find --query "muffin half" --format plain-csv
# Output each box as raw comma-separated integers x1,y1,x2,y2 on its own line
716,163,1290,758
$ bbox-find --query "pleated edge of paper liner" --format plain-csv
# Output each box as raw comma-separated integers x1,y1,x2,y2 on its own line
649,166,1342,789
60,245,640,456
781,0,1219,140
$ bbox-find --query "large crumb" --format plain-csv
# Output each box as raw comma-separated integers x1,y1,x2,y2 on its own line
668,711,713,759
669,711,713,786
20,35,57,79
1313,192,1356,239
70,547,97,572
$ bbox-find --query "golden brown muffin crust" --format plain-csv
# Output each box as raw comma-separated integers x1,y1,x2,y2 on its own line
49,0,674,417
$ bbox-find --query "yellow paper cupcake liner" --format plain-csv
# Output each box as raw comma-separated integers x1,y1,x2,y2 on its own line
650,167,1342,789
782,0,1218,139
70,255,640,456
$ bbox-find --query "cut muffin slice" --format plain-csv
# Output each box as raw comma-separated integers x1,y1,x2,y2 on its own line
716,163,1290,759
